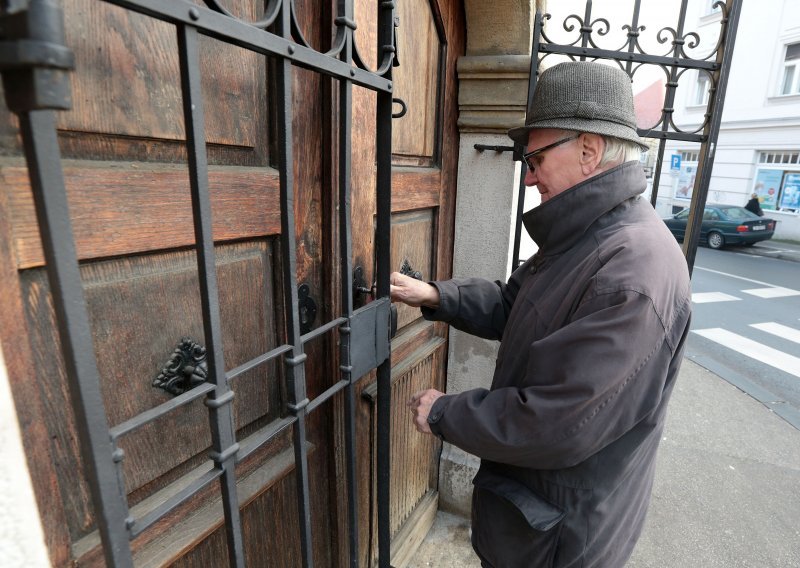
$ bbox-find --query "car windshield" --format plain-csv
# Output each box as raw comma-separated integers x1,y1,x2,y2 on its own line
719,206,760,220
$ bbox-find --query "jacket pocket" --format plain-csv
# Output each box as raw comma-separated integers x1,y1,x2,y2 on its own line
473,469,565,531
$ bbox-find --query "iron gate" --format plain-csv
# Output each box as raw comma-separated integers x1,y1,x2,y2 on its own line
0,0,397,566
511,0,742,275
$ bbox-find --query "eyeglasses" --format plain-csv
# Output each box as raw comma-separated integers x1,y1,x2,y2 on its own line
522,133,581,172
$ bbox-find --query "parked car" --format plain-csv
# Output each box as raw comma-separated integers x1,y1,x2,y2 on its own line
663,204,776,249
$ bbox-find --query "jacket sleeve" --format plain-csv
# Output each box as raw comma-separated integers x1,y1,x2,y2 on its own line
420,266,526,340
427,288,690,469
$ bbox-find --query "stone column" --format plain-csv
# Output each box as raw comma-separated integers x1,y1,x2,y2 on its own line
437,0,545,517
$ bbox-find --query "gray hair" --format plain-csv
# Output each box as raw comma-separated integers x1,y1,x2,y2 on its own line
598,135,643,168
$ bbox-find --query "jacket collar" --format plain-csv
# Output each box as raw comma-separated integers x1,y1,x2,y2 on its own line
522,161,646,256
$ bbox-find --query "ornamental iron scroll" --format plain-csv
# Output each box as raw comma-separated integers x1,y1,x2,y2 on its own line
511,0,742,276
153,337,209,396
200,0,398,74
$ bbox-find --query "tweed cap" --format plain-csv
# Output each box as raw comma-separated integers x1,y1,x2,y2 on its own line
508,61,647,150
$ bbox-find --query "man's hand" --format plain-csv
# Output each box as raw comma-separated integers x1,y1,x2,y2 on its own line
407,389,445,434
390,272,440,308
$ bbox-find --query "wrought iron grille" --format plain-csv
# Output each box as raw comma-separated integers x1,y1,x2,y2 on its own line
0,0,397,566
511,0,743,275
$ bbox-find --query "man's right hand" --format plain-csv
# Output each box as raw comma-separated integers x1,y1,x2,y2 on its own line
390,272,440,309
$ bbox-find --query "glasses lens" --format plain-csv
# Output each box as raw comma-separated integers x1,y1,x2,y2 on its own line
525,156,536,171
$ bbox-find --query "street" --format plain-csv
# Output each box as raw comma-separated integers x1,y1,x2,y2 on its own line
687,246,800,429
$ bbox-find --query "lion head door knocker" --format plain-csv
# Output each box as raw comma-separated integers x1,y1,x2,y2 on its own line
152,337,209,396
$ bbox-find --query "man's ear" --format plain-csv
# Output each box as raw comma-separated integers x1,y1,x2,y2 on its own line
579,133,604,175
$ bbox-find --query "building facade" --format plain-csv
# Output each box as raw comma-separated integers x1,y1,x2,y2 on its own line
657,0,800,240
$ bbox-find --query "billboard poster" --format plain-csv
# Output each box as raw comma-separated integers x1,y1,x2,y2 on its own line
752,169,783,210
675,164,695,200
780,172,800,211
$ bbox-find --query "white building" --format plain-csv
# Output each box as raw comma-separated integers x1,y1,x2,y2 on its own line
657,0,800,241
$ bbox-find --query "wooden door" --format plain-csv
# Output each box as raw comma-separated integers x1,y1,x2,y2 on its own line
348,0,464,565
0,0,463,566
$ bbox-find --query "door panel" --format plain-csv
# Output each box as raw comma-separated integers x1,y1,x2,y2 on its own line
391,0,440,165
348,0,464,564
0,0,464,565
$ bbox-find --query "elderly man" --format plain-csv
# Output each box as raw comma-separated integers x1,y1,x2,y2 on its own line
390,61,692,567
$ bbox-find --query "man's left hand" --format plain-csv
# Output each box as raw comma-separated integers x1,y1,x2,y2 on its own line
407,389,445,434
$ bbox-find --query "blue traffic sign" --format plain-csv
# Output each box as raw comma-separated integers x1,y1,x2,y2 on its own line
670,154,681,170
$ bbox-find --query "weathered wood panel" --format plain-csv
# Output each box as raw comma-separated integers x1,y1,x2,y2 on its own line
20,241,282,541
391,209,435,330
391,167,441,212
63,0,262,148
392,0,440,164
2,163,281,269
389,341,445,536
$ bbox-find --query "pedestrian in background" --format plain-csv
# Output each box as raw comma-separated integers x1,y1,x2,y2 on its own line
391,61,692,567
745,192,764,216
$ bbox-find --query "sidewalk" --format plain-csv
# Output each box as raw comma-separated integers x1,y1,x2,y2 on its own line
734,238,800,263
409,359,800,567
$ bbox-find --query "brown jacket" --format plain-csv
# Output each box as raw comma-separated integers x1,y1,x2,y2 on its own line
423,162,692,567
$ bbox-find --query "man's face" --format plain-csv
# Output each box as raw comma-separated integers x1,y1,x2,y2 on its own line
523,128,585,203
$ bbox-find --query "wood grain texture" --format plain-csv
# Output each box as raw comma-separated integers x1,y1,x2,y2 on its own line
21,241,283,540
392,0,440,161
0,185,72,566
2,162,281,269
433,0,465,340
390,209,434,330
63,0,261,147
391,167,441,212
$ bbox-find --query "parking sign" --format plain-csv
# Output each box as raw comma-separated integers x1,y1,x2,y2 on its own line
670,154,681,170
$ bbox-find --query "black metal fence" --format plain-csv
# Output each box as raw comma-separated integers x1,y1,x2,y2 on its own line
512,0,743,275
0,0,396,566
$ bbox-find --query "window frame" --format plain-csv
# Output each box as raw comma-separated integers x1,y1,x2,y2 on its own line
779,42,800,96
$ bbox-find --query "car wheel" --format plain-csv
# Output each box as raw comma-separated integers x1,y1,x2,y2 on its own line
707,231,725,249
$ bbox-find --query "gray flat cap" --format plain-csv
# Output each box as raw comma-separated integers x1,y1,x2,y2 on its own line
508,61,647,150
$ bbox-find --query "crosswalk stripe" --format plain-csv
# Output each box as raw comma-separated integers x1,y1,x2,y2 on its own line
692,328,800,378
692,292,741,303
750,322,800,345
741,287,800,298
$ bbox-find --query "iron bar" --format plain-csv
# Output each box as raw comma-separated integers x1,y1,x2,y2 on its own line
274,0,314,564
474,144,514,153
306,379,350,414
624,0,643,75
637,129,704,143
236,416,297,463
18,109,135,568
301,316,348,344
375,2,395,565
650,137,668,208
129,467,222,538
178,23,245,568
103,0,391,92
538,43,718,71
682,0,742,275
526,10,544,119
110,383,216,440
226,344,294,381
337,0,360,563
511,161,529,269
